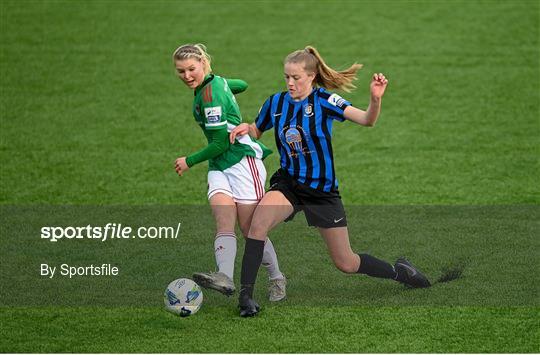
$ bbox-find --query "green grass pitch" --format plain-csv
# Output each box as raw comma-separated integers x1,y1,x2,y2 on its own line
1,0,538,353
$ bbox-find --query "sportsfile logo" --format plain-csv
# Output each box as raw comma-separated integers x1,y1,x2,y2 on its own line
40,223,182,242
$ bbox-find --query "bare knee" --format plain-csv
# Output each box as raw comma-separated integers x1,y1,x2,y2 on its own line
246,209,272,237
246,193,293,238
248,222,270,239
238,223,250,238
215,216,235,234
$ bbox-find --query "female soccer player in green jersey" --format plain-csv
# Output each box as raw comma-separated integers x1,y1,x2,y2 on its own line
172,44,286,301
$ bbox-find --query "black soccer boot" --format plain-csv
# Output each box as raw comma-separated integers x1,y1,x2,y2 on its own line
394,257,431,288
238,284,260,317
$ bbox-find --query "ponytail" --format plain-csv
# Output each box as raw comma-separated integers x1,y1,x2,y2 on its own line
285,46,362,92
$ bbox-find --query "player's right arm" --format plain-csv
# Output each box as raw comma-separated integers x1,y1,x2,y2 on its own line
175,128,229,176
177,80,232,175
185,128,230,167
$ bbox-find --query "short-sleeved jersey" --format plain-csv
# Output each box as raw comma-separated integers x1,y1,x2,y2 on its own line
192,74,271,171
255,87,351,192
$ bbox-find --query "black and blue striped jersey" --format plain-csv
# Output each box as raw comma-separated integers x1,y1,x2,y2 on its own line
255,87,351,192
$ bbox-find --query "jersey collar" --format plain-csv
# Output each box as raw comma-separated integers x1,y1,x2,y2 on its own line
194,74,215,96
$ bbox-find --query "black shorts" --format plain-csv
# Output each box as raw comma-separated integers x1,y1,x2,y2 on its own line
268,169,347,228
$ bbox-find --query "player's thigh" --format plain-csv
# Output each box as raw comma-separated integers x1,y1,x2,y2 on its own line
249,191,295,240
209,193,237,233
318,227,359,273
208,171,237,233
236,203,257,238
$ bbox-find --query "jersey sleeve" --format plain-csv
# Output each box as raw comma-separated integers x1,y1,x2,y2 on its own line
200,82,229,131
319,90,351,122
185,128,230,167
225,78,248,95
255,95,274,132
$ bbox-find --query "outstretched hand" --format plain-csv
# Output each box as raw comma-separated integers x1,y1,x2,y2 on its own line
229,123,250,143
370,73,388,99
175,156,189,176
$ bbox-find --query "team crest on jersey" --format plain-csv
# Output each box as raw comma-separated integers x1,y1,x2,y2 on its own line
304,104,313,117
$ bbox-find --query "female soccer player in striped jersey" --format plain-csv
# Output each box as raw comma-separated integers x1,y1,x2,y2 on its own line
172,44,286,301
230,46,430,317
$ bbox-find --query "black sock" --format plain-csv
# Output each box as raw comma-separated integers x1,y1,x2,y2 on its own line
239,238,265,300
357,253,397,279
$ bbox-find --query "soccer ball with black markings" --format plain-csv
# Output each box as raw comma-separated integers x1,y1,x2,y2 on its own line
164,278,203,317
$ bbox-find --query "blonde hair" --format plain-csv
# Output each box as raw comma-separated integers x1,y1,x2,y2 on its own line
172,43,212,74
285,46,362,92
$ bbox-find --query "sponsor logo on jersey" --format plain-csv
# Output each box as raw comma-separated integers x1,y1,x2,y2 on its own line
328,93,346,108
204,106,222,123
285,127,302,150
280,126,315,158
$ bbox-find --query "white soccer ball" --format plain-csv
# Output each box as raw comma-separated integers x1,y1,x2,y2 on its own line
164,278,203,317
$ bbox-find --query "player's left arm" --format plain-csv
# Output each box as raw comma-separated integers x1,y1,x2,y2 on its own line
229,123,262,143
225,78,248,95
344,73,388,127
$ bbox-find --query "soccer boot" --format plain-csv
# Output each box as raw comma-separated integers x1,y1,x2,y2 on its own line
394,257,431,288
239,296,260,317
192,271,235,296
268,274,287,302
239,284,260,317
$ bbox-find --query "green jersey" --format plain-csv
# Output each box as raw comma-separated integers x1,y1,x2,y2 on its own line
189,74,271,171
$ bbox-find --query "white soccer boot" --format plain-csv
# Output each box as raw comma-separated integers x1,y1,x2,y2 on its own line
268,274,287,302
192,271,235,296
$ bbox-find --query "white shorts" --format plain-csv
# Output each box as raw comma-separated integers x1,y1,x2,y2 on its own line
207,156,267,204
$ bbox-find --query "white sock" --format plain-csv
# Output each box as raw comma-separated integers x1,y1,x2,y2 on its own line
262,238,284,280
214,233,237,280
